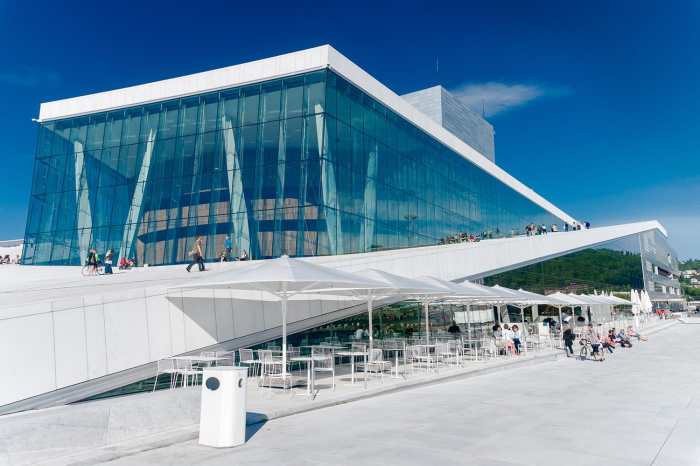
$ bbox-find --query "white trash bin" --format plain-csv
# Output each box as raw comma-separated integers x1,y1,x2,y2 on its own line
199,366,248,448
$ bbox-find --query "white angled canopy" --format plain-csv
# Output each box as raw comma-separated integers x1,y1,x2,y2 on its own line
516,288,564,305
170,255,389,376
172,255,388,299
355,269,447,296
546,292,587,306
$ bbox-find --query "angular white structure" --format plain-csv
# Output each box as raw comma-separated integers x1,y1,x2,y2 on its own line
0,220,677,413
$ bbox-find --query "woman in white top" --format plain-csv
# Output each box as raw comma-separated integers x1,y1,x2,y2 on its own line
502,324,515,355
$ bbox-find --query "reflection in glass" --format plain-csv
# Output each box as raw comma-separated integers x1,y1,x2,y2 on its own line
24,70,564,266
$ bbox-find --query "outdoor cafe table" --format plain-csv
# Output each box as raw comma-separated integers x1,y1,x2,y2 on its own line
336,350,368,387
413,344,436,352
383,347,405,379
301,344,347,352
170,355,230,364
290,355,331,397
462,339,482,361
290,356,314,396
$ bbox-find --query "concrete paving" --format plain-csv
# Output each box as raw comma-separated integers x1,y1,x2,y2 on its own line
91,321,699,466
1,341,571,466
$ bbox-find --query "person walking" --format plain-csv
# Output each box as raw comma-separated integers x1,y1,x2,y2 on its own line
224,235,232,261
563,324,575,357
104,249,114,275
186,237,205,272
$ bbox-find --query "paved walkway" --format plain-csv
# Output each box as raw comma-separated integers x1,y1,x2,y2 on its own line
96,322,699,466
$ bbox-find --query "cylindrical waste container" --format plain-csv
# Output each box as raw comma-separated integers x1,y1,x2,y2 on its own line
199,366,248,448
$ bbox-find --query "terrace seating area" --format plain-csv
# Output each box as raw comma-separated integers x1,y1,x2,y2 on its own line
150,310,648,402
143,255,655,405
150,330,558,397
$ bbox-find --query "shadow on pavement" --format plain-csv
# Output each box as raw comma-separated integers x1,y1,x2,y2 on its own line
246,412,268,441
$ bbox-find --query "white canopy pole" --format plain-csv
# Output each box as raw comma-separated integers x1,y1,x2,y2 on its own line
466,303,472,341
368,295,374,352
558,305,564,349
281,294,288,377
466,303,473,360
521,306,527,353
424,300,430,344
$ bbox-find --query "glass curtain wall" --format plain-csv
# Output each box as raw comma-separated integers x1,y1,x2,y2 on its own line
23,69,562,266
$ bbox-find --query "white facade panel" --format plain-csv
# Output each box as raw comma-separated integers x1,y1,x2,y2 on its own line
213,289,235,343
103,299,149,373
232,299,266,338
53,308,89,387
0,314,55,405
181,295,218,348
38,46,329,122
167,296,187,356
145,294,173,361
84,304,109,379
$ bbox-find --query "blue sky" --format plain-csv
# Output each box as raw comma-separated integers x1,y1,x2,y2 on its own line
0,1,698,257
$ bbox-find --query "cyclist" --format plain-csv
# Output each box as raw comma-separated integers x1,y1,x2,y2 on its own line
587,324,603,361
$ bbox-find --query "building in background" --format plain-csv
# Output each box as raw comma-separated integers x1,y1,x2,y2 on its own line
23,46,565,267
0,239,23,263
401,85,495,162
640,230,683,308
4,46,683,413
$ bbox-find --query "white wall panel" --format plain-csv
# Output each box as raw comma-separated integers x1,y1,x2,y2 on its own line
84,304,108,379
181,295,217,349
53,308,88,387
104,298,149,373
213,290,235,342
167,297,186,355
145,295,172,361
232,300,265,338
0,314,55,405
262,300,281,330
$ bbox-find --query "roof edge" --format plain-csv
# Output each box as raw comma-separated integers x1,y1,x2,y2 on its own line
38,45,333,122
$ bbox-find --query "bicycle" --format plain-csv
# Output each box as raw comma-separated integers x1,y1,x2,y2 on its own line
579,338,604,362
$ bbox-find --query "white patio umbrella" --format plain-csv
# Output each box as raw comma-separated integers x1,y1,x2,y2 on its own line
490,285,541,323
489,285,549,353
629,289,641,329
547,292,587,345
604,293,632,305
447,280,506,344
517,288,566,338
354,269,445,352
413,276,469,344
642,290,654,315
630,289,641,314
578,294,615,323
171,255,388,379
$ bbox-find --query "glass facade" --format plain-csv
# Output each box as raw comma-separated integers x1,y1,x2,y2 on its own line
639,230,682,307
23,69,562,266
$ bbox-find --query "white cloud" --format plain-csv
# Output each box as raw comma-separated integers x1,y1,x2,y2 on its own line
451,82,569,117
